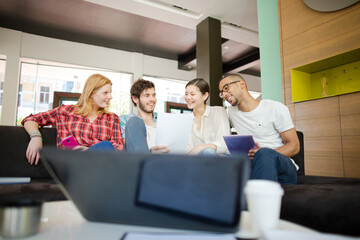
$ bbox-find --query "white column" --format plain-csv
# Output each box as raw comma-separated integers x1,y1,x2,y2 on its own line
130,52,144,114
0,28,21,125
132,52,143,82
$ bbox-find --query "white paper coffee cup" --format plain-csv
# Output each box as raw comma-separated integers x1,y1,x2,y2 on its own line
244,180,284,236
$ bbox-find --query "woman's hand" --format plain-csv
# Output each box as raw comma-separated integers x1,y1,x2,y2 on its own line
188,144,216,155
72,145,89,151
150,145,170,154
248,142,261,160
26,137,43,165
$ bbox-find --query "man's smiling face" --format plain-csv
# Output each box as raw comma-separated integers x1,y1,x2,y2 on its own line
138,87,156,113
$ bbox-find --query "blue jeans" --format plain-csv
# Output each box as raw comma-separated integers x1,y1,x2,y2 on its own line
198,147,217,155
88,141,116,151
124,116,150,153
251,148,297,184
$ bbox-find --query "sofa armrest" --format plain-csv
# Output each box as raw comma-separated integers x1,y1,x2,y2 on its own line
291,131,304,176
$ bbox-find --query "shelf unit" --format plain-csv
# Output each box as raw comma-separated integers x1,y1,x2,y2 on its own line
291,48,360,102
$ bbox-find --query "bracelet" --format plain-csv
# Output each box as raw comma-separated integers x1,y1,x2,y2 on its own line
30,130,42,139
30,135,42,139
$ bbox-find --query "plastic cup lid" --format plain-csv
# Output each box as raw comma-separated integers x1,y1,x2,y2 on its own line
244,179,284,196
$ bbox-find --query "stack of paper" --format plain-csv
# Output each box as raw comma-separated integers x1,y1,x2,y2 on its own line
156,113,193,153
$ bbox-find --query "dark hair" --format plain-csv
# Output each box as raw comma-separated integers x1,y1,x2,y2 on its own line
185,78,209,103
130,79,155,106
219,73,245,83
218,73,247,89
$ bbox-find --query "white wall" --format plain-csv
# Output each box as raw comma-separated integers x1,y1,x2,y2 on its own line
0,27,196,125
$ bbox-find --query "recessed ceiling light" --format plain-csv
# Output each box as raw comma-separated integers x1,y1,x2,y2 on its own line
134,0,202,19
223,46,229,50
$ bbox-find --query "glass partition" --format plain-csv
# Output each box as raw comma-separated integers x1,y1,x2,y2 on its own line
17,59,132,125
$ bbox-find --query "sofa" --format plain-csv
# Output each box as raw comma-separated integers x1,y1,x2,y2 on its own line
0,126,66,204
281,131,360,236
0,126,359,236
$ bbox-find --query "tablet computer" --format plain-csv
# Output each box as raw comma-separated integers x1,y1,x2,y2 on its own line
223,135,256,155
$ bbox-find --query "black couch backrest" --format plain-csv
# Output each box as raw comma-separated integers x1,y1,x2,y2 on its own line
0,126,305,177
0,126,57,179
292,131,304,176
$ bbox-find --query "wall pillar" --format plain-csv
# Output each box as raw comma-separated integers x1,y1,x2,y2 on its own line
257,0,283,102
0,29,21,125
196,17,222,106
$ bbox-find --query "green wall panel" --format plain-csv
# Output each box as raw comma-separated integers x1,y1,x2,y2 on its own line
257,0,283,102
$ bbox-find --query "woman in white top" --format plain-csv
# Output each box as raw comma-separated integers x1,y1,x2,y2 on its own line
184,78,230,155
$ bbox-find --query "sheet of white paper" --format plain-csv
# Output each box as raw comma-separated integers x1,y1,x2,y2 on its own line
156,113,193,154
122,232,236,240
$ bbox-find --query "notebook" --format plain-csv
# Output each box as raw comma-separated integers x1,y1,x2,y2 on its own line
40,148,250,233
223,135,256,155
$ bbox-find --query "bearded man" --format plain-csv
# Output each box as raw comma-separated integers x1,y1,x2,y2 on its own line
119,79,169,153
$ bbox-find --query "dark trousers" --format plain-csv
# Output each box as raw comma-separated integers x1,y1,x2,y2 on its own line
124,116,150,153
251,148,297,185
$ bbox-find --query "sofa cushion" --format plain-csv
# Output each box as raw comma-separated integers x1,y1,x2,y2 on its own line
281,176,360,236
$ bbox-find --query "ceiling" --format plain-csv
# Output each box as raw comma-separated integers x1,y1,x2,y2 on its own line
0,0,260,76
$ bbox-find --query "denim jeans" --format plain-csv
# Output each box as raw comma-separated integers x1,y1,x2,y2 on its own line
251,148,297,184
88,141,116,151
198,147,217,155
124,116,150,153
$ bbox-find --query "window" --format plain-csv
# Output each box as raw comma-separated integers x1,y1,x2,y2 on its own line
165,102,191,114
249,91,262,100
0,58,5,124
17,59,132,126
52,92,81,109
142,76,187,113
18,84,23,107
0,81,3,106
39,86,50,104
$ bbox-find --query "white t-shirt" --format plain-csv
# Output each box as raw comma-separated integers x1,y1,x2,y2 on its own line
187,105,230,154
228,99,294,150
145,125,157,149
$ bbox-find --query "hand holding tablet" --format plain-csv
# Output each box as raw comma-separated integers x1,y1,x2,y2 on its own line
223,135,257,155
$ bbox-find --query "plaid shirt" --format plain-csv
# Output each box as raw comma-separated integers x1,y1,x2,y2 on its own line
21,105,124,151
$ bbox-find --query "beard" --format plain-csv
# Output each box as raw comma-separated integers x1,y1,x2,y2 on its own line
138,100,155,114
226,95,239,106
231,97,239,106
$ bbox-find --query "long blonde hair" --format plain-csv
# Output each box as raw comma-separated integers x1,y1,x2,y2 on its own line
74,74,112,116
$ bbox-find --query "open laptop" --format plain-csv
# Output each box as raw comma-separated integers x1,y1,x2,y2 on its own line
40,148,250,233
